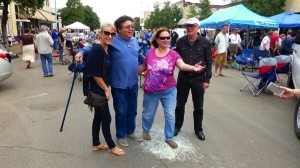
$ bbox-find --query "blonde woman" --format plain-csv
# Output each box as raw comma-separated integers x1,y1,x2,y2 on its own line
85,24,125,156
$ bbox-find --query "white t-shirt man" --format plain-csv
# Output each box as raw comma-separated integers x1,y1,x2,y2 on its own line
260,35,270,51
215,32,229,54
229,33,241,44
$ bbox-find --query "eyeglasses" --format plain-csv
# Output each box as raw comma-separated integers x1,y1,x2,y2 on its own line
186,24,197,28
159,36,171,40
103,31,116,37
123,25,135,30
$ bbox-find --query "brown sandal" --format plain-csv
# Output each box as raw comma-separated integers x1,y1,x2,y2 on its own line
92,144,109,151
108,147,126,156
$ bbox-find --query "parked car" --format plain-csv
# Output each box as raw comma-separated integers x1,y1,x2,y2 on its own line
0,46,12,83
287,30,300,139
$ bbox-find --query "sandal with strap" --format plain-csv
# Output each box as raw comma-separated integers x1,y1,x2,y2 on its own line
108,147,126,156
92,144,109,151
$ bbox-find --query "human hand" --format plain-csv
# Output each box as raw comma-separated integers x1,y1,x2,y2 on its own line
203,82,210,89
75,53,83,64
194,61,205,72
105,90,110,100
274,86,294,99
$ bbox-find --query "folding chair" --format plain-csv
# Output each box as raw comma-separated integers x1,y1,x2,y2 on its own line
240,57,277,97
274,55,292,86
235,49,256,71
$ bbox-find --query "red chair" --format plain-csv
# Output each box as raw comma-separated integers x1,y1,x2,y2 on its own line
240,57,277,96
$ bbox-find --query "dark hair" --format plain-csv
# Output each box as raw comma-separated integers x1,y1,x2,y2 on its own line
24,29,30,33
287,29,293,35
150,27,169,48
114,15,134,33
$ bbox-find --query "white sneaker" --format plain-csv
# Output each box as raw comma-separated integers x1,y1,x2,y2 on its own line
127,133,143,142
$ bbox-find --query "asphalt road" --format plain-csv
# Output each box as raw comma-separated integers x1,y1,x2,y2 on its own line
1,56,300,168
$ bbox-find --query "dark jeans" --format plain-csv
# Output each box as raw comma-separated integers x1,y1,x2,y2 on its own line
175,72,205,133
111,84,138,139
92,103,116,149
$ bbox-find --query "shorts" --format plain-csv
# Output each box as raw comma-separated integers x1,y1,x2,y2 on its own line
215,52,227,66
229,44,238,53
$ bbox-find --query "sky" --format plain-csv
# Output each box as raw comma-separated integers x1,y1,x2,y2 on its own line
51,0,230,24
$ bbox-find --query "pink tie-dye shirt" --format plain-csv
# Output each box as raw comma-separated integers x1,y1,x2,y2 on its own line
143,48,181,94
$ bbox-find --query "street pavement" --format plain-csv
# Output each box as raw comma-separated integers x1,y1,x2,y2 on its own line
1,49,300,168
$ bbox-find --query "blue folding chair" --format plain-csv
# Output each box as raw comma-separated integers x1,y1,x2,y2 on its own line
240,57,277,97
235,49,256,71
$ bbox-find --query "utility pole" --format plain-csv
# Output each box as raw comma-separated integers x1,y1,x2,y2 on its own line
55,0,57,29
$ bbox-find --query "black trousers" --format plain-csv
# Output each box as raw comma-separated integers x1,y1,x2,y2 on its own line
92,103,116,149
175,72,205,133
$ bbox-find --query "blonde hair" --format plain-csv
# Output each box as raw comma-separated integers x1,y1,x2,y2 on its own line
100,23,116,32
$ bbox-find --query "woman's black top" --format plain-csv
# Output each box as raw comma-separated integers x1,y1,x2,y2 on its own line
86,43,111,96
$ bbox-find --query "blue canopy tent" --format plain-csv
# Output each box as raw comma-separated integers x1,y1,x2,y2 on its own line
200,4,279,29
269,12,300,28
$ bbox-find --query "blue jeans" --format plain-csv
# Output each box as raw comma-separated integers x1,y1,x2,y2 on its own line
142,87,176,141
53,39,58,50
111,84,138,139
40,53,53,76
59,43,64,61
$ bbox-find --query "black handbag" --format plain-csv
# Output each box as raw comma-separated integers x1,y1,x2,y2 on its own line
84,91,107,111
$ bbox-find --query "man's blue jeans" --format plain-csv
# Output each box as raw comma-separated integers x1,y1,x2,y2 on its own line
40,53,53,76
59,44,64,61
111,84,138,139
142,87,176,141
53,39,58,50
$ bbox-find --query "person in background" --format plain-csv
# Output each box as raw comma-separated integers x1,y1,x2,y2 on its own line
174,17,212,141
20,29,35,69
51,29,58,51
170,30,178,49
65,28,73,50
214,24,229,77
260,30,273,53
228,28,241,61
281,29,294,55
75,15,145,147
7,34,12,47
58,28,65,63
138,27,205,148
270,30,280,57
86,23,125,156
35,27,54,77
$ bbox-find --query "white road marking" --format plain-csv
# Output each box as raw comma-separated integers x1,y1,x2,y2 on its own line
24,93,48,100
140,126,203,161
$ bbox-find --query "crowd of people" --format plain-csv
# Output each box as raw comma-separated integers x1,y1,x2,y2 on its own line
18,26,96,77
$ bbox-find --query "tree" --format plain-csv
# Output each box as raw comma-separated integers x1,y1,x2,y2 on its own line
199,0,212,20
82,6,100,30
0,0,44,50
59,0,84,26
133,17,141,31
144,2,182,29
231,0,286,16
187,4,199,18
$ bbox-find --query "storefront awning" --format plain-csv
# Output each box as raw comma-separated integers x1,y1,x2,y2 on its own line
16,12,30,22
37,10,55,23
25,9,55,23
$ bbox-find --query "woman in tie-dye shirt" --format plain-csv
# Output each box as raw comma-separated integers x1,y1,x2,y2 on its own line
138,27,205,148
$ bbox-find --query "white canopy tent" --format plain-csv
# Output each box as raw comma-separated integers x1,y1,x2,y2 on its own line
65,21,90,30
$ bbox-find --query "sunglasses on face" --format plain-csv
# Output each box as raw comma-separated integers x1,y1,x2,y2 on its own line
159,36,171,40
123,25,135,30
186,24,197,28
103,31,116,37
